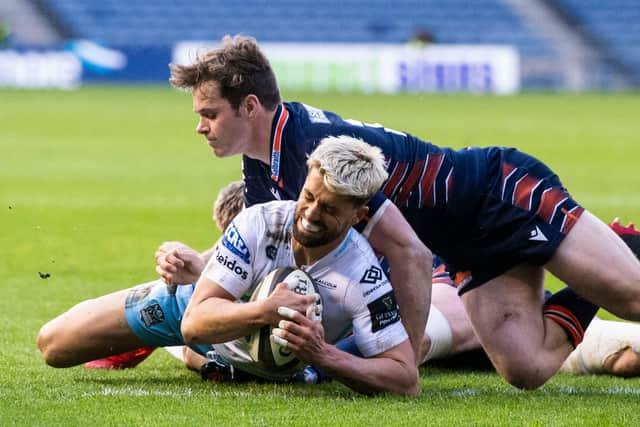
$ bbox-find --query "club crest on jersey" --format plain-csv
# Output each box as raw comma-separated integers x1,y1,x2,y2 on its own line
360,266,383,284
302,103,330,124
222,223,250,263
265,245,278,260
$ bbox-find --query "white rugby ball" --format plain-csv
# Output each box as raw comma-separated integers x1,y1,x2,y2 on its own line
247,266,320,372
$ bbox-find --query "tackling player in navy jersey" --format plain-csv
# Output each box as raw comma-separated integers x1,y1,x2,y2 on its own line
168,35,640,389
169,39,434,365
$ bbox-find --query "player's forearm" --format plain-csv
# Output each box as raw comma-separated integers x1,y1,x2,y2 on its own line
387,243,432,363
312,343,419,396
182,298,267,344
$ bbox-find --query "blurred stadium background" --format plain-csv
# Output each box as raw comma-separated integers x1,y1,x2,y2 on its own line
1,0,639,91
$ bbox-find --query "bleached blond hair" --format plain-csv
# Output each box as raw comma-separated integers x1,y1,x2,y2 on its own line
307,135,388,204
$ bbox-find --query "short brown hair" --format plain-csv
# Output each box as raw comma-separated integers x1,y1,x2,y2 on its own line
213,181,245,231
169,35,281,110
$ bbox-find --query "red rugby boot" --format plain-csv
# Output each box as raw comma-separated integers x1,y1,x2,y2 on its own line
84,347,156,369
609,218,640,258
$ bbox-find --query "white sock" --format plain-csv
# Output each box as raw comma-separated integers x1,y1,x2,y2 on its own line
560,317,640,374
164,346,185,362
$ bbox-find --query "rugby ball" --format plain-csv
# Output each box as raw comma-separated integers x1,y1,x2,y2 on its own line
247,266,320,372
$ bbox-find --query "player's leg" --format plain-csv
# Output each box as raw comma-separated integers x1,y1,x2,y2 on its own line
460,264,576,389
38,281,194,368
37,289,146,367
420,274,480,363
545,210,640,320
561,317,640,377
604,346,640,377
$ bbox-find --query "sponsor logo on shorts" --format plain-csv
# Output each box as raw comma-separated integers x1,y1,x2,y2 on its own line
360,266,383,284
222,223,250,263
216,252,249,280
140,303,165,327
529,225,548,242
368,291,400,332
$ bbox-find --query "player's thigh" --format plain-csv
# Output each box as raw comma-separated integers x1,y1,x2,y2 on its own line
460,264,546,366
546,210,640,317
40,289,144,355
431,283,479,354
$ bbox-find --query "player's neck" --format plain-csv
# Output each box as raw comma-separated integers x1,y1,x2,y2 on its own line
292,230,349,267
249,107,278,165
293,241,334,267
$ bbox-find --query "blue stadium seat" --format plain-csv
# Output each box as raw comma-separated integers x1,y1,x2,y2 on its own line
554,0,640,81
42,0,554,59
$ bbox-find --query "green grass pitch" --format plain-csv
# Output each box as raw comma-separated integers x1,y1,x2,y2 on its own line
1,87,640,426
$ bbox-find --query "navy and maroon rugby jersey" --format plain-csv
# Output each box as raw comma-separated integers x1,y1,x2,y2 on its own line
241,102,583,292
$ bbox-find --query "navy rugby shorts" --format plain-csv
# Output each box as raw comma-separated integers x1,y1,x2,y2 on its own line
407,147,584,295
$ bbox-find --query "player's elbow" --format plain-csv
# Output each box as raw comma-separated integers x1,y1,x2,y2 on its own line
399,365,420,396
378,366,419,397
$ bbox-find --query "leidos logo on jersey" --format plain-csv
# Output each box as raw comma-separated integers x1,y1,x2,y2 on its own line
222,223,251,263
216,252,249,280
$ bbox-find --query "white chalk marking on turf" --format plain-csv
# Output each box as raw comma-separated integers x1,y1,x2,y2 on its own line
82,387,193,397
436,387,640,397
449,389,479,397
553,386,640,396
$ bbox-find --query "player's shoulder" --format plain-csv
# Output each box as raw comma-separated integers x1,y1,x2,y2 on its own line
286,102,336,124
241,200,295,222
329,229,386,279
285,102,349,136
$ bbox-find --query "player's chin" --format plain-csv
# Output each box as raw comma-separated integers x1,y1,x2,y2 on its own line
292,227,327,248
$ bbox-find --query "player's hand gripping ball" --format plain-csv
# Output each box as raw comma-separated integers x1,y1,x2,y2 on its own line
248,267,322,372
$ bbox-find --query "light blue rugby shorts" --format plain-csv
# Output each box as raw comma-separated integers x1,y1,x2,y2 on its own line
124,280,212,356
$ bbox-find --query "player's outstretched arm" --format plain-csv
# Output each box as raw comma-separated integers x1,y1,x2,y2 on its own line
367,203,432,365
273,307,419,396
154,241,210,285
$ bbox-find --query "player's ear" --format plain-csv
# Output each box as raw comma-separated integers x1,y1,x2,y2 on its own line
243,94,260,118
351,206,368,225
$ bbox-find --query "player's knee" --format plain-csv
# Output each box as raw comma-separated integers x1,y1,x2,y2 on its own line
500,364,551,390
615,297,640,321
37,322,70,368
